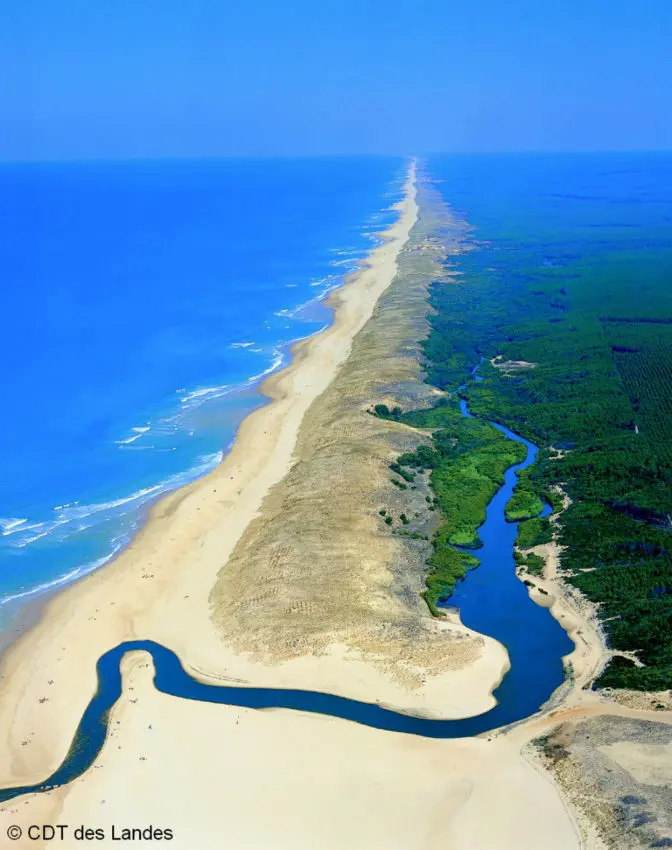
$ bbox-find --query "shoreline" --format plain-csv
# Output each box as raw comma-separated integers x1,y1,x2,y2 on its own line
0,215,395,634
0,331,317,632
514,488,610,708
0,171,411,632
0,161,439,792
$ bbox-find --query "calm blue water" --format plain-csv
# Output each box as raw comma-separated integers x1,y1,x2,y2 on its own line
447,364,573,724
451,405,571,728
0,629,565,805
0,157,405,623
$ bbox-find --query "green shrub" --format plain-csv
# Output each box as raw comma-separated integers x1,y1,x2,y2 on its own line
390,462,415,482
517,517,553,549
517,552,545,576
505,490,544,521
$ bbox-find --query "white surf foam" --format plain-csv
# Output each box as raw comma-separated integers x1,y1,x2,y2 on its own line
177,348,285,413
179,383,232,405
0,194,405,621
2,452,223,550
115,425,150,446
330,256,362,268
0,543,127,610
0,518,28,535
329,246,361,257
245,349,284,383
310,273,340,288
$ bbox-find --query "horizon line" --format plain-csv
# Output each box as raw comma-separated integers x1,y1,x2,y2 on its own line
1,149,672,166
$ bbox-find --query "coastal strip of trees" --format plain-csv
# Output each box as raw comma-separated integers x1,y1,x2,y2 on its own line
411,231,672,691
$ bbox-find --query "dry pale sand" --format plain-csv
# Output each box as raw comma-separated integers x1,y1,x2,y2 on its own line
516,487,610,699
0,165,425,789
0,653,581,850
0,166,504,792
600,739,672,788
519,539,607,697
206,171,507,713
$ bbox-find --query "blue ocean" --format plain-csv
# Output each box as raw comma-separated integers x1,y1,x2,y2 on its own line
0,157,406,628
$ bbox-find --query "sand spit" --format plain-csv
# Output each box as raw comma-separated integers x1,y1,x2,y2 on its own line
0,653,581,850
0,163,417,790
512,486,672,848
516,486,609,698
207,172,508,710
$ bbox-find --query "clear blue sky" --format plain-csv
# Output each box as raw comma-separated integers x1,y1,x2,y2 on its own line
3,0,671,160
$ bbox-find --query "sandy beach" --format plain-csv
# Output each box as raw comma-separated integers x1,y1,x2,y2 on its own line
0,651,581,850
0,163,411,785
0,164,505,786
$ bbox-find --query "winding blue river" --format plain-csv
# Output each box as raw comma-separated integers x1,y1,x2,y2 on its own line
0,367,573,804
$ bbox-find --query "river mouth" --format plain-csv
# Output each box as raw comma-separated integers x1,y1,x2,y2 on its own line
0,366,574,806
